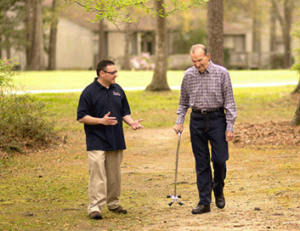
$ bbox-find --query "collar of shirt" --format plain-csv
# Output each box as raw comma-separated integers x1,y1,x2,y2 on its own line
93,77,116,90
197,61,214,75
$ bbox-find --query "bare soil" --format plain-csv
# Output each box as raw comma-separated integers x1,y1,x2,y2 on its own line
1,123,299,230
117,125,300,231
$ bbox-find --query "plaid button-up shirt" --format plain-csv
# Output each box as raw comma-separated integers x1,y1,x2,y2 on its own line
176,61,237,132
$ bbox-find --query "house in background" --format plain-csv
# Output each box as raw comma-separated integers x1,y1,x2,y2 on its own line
56,2,299,70
2,1,298,70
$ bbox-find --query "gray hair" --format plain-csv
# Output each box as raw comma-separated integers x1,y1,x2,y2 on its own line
190,44,207,55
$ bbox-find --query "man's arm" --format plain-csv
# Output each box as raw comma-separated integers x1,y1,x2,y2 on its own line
123,115,143,130
78,111,118,126
222,71,237,142
223,71,237,132
174,75,189,134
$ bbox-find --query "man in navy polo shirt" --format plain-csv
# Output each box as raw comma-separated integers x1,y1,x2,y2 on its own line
77,60,143,220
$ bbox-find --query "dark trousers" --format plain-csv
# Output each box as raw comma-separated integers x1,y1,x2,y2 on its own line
190,111,228,205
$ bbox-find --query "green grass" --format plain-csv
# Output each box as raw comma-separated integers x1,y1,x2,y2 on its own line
1,71,300,230
14,69,299,131
12,70,299,90
32,85,297,132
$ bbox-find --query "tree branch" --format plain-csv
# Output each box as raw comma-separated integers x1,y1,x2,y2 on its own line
271,0,284,29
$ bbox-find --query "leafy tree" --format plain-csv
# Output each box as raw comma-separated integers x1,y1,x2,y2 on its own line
0,59,15,89
73,0,209,91
0,0,26,60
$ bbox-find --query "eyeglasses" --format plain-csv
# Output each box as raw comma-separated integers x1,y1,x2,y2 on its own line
103,70,118,75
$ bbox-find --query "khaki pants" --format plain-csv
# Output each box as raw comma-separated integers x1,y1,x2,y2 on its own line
87,150,123,214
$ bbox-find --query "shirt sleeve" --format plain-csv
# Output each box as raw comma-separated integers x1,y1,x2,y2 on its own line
222,71,237,132
176,75,189,124
121,90,131,117
77,91,91,121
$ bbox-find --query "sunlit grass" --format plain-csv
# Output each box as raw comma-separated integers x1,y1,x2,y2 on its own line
31,85,298,132
1,71,299,231
12,70,299,90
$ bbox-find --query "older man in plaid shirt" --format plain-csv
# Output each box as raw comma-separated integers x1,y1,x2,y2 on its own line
174,44,237,215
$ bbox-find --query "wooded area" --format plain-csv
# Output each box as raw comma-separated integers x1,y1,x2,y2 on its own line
0,0,298,71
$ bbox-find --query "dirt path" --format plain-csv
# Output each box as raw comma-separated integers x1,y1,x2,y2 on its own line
119,127,300,231
3,125,298,231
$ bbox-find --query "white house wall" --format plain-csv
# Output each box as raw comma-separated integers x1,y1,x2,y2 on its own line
56,18,94,70
107,32,125,60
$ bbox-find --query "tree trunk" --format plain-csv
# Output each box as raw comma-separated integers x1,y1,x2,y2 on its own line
270,3,276,53
48,0,58,70
252,0,262,69
4,36,11,59
25,0,33,69
291,77,300,94
271,0,293,69
97,19,106,63
283,0,293,68
123,23,131,70
29,0,45,70
146,0,170,91
290,98,300,125
0,37,2,59
207,0,224,67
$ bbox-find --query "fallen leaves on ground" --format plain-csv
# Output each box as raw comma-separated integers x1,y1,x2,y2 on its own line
233,121,300,146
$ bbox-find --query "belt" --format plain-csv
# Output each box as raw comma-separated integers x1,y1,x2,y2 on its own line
192,107,223,114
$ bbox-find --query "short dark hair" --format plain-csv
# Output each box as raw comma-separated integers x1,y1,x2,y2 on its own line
96,60,115,76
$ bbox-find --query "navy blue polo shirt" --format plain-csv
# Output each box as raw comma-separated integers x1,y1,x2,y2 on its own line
77,78,131,151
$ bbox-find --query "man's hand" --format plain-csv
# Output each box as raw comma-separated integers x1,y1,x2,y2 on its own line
130,119,144,130
122,115,143,130
226,131,234,142
173,124,183,134
102,111,118,126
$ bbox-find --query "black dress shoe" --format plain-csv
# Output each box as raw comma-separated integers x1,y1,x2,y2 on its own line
191,204,210,214
215,192,225,209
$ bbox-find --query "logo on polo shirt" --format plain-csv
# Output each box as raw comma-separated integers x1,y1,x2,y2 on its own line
113,91,121,96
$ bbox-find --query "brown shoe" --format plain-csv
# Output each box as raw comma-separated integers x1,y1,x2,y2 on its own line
109,206,127,214
89,211,102,220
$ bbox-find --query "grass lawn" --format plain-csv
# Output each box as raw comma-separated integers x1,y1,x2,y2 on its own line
12,69,299,90
1,71,300,230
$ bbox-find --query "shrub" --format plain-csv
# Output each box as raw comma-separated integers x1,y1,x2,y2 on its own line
130,53,155,70
0,59,15,88
270,53,285,69
0,59,61,153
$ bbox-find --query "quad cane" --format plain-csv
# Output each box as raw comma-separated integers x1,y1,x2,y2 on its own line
167,132,184,206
